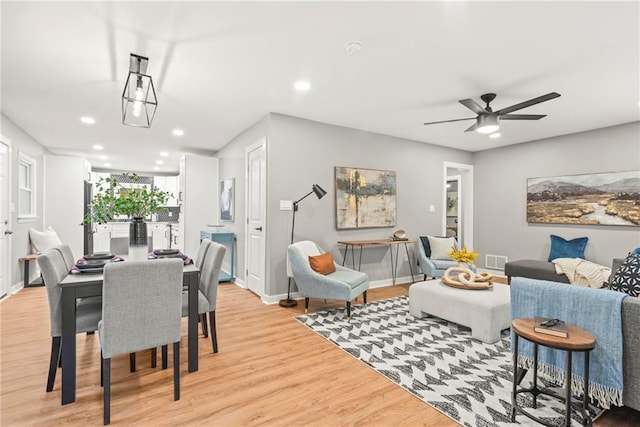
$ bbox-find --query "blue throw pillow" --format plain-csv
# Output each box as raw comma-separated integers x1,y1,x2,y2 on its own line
547,235,588,262
633,247,640,254
609,253,640,297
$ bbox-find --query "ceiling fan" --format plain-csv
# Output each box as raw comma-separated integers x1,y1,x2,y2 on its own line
423,92,561,134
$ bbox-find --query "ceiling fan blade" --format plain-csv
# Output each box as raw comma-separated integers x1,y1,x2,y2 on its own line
464,122,478,132
499,114,547,120
495,92,561,115
459,98,487,114
423,117,476,126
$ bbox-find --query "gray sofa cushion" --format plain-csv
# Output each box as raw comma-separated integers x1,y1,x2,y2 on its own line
504,259,570,283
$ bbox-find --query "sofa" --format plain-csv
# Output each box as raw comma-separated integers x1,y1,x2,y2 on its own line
510,259,639,412
504,258,623,285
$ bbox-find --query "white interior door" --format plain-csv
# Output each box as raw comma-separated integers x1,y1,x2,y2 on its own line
245,138,266,297
0,138,12,297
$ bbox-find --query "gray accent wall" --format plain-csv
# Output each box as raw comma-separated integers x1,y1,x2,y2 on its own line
473,121,640,268
1,113,48,288
219,113,473,298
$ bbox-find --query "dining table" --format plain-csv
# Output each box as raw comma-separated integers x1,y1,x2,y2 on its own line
59,257,199,405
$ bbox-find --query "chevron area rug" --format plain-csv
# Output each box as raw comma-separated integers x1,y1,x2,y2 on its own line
296,296,601,427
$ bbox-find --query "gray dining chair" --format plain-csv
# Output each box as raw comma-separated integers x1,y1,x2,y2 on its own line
99,258,183,425
195,238,212,271
182,241,226,353
109,236,153,255
53,243,76,270
38,248,102,393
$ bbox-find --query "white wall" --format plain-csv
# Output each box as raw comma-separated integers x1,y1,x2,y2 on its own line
1,113,48,287
473,121,640,267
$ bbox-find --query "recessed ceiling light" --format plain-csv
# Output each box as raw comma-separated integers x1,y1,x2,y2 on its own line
93,144,104,150
99,155,108,160
160,151,169,157
489,133,501,139
156,160,164,165
294,81,310,91
153,166,160,171
104,163,111,167
172,129,184,137
80,116,96,125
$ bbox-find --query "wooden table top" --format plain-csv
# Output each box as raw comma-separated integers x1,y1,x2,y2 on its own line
337,239,415,246
511,317,596,351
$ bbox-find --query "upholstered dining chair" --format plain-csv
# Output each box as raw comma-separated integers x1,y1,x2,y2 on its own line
109,236,153,255
99,258,183,425
53,243,76,271
195,238,212,271
38,248,102,393
287,240,369,319
182,241,226,353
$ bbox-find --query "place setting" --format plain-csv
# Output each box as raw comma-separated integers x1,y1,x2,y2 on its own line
148,248,193,265
70,253,124,274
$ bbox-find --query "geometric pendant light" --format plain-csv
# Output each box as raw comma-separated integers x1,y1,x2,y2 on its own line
122,53,157,128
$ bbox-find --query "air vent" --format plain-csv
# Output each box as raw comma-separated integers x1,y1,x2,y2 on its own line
485,254,508,270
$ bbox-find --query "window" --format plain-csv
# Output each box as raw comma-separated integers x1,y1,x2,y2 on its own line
18,151,36,221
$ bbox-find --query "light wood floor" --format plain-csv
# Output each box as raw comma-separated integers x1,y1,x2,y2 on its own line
1,281,638,426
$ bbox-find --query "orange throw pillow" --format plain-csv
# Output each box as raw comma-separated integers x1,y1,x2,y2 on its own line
309,252,336,275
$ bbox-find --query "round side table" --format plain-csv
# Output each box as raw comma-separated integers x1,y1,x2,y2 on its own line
511,318,596,427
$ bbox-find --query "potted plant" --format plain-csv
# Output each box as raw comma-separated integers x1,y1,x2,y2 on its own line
82,173,171,247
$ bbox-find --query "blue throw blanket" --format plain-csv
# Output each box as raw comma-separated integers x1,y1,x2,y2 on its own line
511,278,627,408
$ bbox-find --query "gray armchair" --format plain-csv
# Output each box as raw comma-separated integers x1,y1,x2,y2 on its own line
287,240,369,319
99,258,184,425
416,236,477,280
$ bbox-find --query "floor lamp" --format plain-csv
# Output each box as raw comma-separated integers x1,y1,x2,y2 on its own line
279,184,327,308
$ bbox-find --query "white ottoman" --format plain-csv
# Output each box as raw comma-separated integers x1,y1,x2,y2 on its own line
409,279,511,343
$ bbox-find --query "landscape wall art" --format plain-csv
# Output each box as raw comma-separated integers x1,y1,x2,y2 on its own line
527,170,640,226
335,166,397,229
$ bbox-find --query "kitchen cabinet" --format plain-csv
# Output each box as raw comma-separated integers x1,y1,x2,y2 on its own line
149,223,167,249
167,224,182,249
154,175,179,206
93,224,111,252
94,222,172,252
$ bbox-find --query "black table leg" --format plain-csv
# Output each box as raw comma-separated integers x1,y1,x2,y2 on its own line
404,243,415,283
511,334,519,421
565,351,573,427
187,272,198,373
61,288,77,404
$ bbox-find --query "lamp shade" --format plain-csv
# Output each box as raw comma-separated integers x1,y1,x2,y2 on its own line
476,115,499,134
312,184,327,199
122,54,157,128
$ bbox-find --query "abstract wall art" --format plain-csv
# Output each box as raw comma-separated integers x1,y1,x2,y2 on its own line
335,166,397,229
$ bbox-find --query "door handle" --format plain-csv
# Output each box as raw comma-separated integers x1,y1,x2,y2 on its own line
254,227,263,231
4,230,12,235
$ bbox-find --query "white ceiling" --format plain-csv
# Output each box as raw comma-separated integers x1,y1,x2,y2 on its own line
2,1,639,174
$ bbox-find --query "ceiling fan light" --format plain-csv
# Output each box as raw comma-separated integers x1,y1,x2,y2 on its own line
476,115,499,134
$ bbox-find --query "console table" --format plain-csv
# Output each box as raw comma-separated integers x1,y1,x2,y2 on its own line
337,239,415,285
200,230,235,281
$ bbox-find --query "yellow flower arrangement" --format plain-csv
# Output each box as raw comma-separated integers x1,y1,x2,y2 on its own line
448,245,479,265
